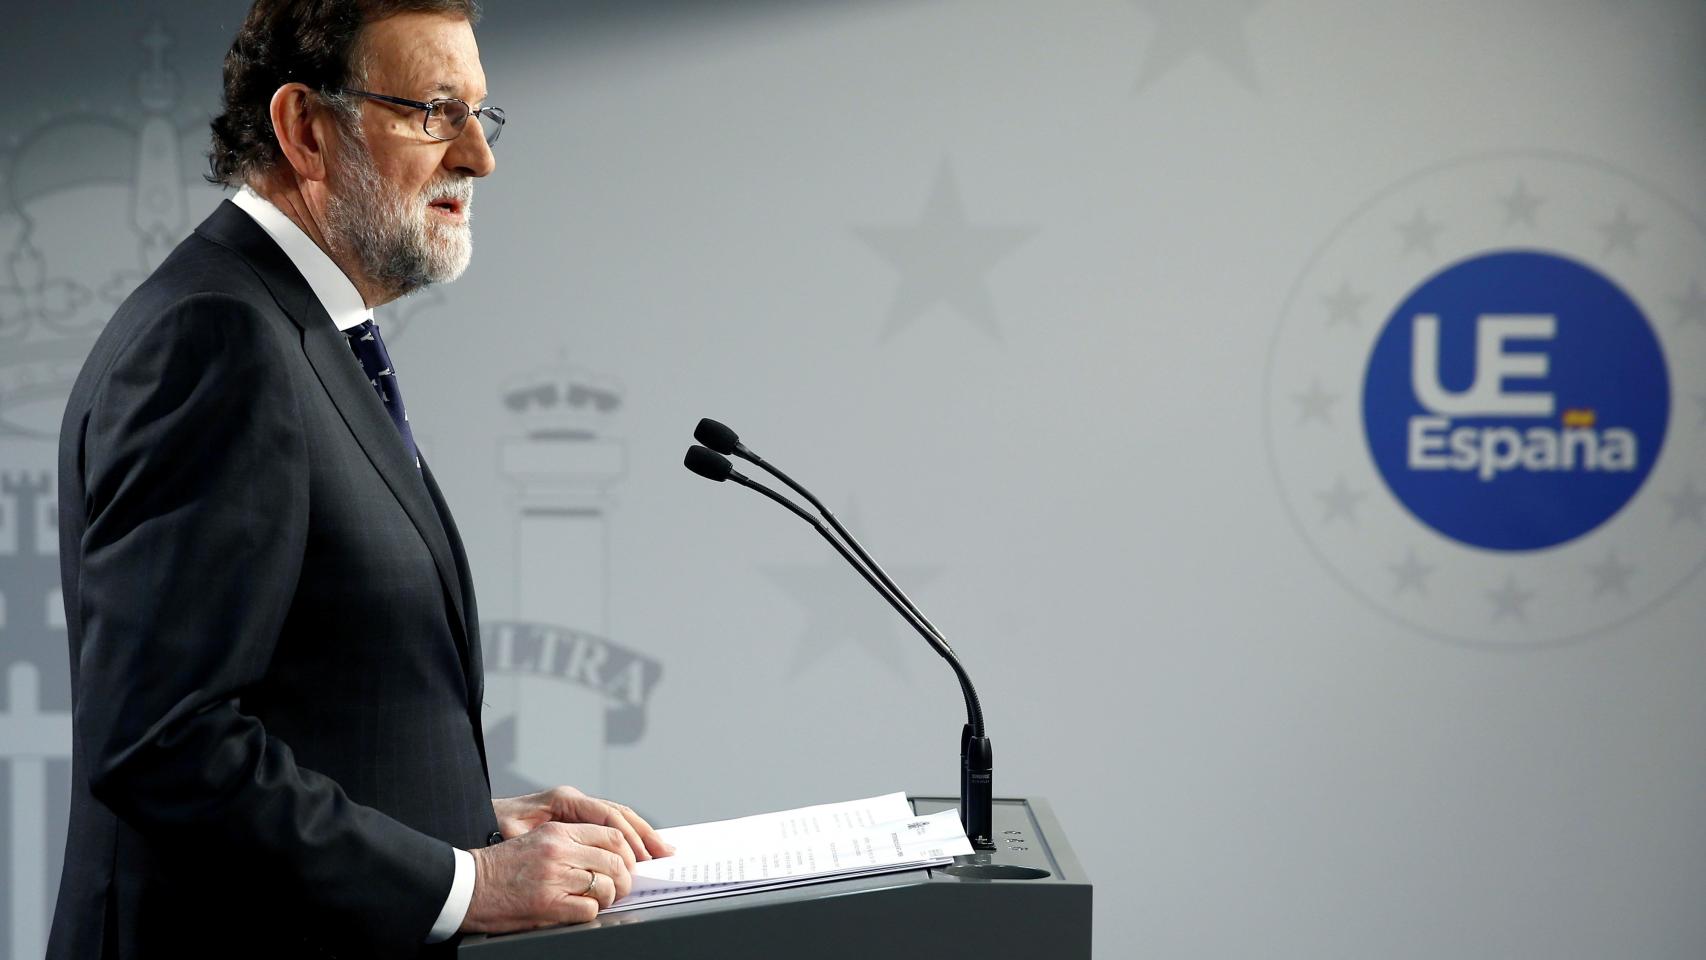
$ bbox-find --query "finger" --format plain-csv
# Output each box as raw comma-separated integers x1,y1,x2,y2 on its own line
566,823,636,872
548,890,601,925
565,844,633,899
577,869,617,910
596,802,651,862
597,848,634,900
610,801,675,858
567,797,652,862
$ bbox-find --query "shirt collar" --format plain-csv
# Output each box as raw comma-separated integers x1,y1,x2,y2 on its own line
232,186,373,332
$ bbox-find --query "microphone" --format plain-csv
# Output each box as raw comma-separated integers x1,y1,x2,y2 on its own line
682,433,994,848
696,420,979,809
683,444,736,482
684,445,826,529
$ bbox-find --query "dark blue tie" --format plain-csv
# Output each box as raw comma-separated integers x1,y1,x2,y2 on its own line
343,319,419,469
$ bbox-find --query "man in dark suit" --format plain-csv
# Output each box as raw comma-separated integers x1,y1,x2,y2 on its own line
50,2,670,954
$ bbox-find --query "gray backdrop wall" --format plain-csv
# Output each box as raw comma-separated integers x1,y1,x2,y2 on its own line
3,1,1705,957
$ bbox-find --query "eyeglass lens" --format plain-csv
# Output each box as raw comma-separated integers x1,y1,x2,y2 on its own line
426,100,503,145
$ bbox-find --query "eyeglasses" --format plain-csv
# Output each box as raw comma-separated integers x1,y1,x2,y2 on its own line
337,88,506,146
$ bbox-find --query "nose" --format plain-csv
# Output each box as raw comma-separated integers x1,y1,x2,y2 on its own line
445,118,496,178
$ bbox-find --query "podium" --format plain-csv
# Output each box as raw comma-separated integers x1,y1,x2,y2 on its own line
459,796,1092,958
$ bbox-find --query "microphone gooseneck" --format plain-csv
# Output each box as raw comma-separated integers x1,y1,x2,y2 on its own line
695,421,952,665
683,424,995,848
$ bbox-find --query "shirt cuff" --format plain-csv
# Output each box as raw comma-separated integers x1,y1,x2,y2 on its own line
425,847,476,943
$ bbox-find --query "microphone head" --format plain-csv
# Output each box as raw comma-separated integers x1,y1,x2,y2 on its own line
694,418,742,456
684,445,735,482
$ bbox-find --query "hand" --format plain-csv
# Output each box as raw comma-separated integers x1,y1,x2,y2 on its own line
460,821,634,933
492,786,675,862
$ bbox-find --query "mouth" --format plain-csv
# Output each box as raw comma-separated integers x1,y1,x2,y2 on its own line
427,197,465,220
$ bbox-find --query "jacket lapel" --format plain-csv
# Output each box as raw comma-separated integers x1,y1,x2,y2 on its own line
194,201,472,654
299,324,473,649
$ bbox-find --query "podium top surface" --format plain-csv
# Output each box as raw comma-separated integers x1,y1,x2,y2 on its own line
459,795,1089,956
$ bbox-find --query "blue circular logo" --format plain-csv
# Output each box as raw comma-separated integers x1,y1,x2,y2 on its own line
1363,250,1670,551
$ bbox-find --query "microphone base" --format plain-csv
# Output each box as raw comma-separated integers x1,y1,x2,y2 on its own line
961,734,995,849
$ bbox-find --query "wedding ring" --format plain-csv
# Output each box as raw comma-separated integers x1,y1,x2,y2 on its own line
582,871,599,897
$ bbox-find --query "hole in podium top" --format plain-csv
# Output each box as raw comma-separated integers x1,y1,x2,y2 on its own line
941,863,1051,881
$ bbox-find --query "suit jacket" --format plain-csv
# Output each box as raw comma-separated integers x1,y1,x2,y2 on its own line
50,201,499,959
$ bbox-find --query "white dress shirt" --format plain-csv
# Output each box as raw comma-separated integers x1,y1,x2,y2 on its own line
230,187,477,943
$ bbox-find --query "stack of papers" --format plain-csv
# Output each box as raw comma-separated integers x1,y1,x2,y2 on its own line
607,791,972,913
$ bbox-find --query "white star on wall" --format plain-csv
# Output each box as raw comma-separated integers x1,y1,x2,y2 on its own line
1665,481,1706,525
1486,576,1534,622
1129,0,1264,93
1396,209,1444,256
1292,379,1337,426
1498,180,1544,228
1586,551,1635,598
1322,282,1368,328
1670,280,1706,330
761,504,943,679
1316,477,1366,525
854,160,1038,342
1387,549,1434,597
1596,206,1647,255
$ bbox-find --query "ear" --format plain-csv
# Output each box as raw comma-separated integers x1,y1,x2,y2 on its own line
269,83,342,183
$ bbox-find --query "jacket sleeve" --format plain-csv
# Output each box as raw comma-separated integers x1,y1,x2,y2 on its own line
73,292,454,953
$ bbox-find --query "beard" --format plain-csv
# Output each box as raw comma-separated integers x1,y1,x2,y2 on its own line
325,131,473,299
